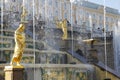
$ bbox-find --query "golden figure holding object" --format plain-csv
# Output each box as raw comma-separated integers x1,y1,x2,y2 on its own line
10,6,27,66
10,24,25,66
56,19,68,40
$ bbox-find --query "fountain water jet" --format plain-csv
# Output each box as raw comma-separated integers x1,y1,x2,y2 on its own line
113,21,120,73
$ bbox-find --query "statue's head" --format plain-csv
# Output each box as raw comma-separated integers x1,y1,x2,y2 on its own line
18,24,25,32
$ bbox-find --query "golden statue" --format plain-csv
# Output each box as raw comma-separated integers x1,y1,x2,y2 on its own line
10,5,27,66
10,24,26,66
56,19,68,40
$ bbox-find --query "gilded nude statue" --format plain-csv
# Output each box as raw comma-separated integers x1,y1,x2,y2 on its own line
10,24,25,66
56,19,68,40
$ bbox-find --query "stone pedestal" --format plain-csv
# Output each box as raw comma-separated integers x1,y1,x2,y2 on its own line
4,66,24,80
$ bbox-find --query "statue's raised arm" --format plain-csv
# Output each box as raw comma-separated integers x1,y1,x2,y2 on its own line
21,6,27,22
10,24,25,66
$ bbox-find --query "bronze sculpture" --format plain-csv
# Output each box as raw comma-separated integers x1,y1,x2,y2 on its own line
10,23,25,66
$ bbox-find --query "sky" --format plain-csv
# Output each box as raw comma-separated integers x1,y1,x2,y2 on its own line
88,0,120,12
